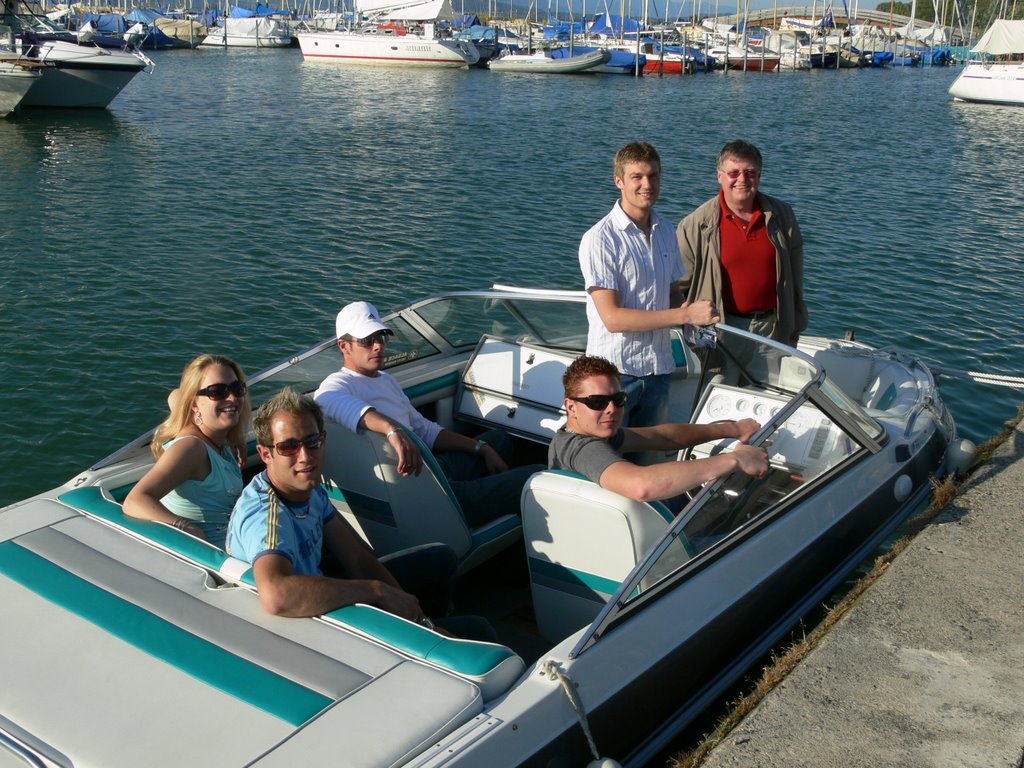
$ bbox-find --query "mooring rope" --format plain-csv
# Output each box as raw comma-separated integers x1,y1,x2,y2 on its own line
931,366,1024,389
541,659,609,764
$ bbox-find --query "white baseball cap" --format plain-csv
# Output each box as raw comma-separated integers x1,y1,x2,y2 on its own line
336,301,393,340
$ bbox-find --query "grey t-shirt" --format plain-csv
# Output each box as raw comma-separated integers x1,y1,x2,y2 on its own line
548,428,627,485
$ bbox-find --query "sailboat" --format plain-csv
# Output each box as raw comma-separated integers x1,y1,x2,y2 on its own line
949,19,1024,106
296,0,479,67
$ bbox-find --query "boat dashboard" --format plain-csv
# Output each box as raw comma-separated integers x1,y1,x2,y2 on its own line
688,383,858,482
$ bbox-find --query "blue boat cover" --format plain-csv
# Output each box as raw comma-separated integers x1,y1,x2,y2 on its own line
587,13,640,36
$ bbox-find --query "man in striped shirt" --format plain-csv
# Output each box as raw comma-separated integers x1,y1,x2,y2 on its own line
579,141,720,432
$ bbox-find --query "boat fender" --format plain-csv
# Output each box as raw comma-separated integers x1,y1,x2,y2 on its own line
947,438,976,477
893,474,913,502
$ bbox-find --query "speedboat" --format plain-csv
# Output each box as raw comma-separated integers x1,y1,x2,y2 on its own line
949,19,1024,106
0,58,40,116
487,47,609,73
0,286,966,766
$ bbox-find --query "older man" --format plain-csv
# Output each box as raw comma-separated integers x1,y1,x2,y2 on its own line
676,139,807,347
314,301,543,527
549,355,768,502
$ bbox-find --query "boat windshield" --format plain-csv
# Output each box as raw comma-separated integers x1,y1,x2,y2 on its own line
572,325,886,657
249,288,589,405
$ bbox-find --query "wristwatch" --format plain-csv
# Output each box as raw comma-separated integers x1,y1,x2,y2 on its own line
474,439,488,456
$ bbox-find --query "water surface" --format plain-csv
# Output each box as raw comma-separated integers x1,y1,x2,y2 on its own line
1,50,1021,506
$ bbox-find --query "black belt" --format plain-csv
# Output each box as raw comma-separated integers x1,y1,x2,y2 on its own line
730,309,775,320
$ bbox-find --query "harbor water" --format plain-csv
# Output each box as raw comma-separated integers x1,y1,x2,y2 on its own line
1,49,1022,508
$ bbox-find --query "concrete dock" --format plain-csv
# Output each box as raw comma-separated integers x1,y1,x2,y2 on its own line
699,419,1024,768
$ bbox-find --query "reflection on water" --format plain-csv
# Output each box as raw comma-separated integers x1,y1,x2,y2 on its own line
0,59,1022,506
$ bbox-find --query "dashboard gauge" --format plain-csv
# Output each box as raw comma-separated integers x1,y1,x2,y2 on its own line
736,398,749,413
753,402,768,417
706,394,732,420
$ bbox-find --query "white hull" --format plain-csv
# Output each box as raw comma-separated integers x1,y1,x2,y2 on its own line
0,288,956,767
298,30,477,67
488,49,609,73
949,62,1024,106
0,64,39,116
16,41,149,108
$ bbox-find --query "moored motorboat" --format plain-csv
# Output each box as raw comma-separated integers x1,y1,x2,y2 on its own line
1,3,152,108
0,285,964,767
550,43,643,74
949,19,1024,106
488,47,609,73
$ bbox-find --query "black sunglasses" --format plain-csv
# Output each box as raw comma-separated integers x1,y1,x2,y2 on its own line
569,391,628,411
196,381,247,401
348,331,391,348
271,432,326,457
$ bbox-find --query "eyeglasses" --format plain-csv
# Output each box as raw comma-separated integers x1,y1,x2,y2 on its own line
196,381,247,401
722,169,760,180
270,432,326,456
349,331,391,348
569,391,628,411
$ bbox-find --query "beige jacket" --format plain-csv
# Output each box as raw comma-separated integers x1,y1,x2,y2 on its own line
676,192,808,344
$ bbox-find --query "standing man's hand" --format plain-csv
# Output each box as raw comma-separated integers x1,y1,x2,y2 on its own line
679,299,720,326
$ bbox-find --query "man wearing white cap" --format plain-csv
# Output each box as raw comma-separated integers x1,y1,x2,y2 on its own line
314,301,543,527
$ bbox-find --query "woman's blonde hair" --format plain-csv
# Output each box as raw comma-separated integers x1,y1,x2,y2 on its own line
152,354,251,461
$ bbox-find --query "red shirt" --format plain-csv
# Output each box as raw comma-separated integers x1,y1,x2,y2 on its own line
718,190,777,315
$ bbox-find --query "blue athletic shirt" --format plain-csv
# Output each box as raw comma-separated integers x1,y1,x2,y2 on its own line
226,471,335,575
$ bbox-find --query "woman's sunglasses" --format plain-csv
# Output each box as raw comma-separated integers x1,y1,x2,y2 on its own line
271,432,326,457
569,391,628,411
197,381,247,401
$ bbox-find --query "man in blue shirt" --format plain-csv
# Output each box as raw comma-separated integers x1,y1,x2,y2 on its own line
227,387,449,622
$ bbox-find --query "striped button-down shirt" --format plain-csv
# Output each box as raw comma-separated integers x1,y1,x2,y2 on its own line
578,201,685,377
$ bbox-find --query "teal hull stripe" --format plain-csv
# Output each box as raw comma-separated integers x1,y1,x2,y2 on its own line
0,541,331,726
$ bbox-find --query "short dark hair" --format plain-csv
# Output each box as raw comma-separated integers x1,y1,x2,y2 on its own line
563,355,621,398
717,140,763,172
254,387,325,447
614,141,661,180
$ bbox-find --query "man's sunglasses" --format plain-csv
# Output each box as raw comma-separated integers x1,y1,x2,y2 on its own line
569,391,628,411
271,432,326,456
196,381,247,401
349,331,391,348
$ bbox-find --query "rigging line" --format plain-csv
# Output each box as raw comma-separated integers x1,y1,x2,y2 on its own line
931,366,1024,389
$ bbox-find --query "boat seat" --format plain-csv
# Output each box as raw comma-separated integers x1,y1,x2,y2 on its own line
53,487,525,703
321,422,521,575
521,470,692,643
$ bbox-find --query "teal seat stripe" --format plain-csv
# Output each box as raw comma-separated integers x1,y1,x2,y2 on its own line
469,516,520,549
0,541,331,726
326,604,515,677
59,488,228,573
322,482,396,527
671,337,687,367
529,556,620,598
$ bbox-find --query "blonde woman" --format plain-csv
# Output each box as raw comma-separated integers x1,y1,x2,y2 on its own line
124,354,251,547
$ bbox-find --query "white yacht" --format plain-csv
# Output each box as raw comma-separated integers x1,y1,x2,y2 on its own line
0,57,39,116
949,19,1024,106
297,0,478,67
